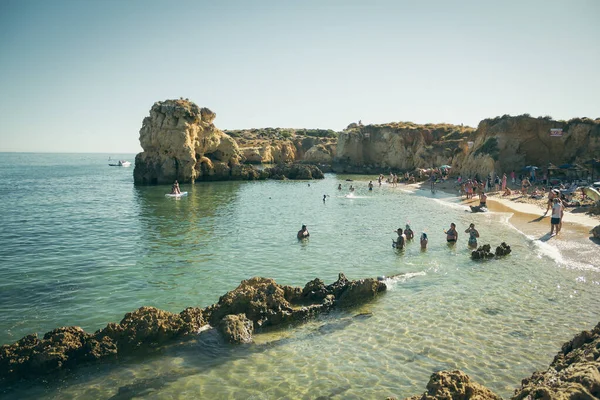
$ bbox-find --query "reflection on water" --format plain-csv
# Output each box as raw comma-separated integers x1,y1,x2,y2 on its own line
0,157,599,399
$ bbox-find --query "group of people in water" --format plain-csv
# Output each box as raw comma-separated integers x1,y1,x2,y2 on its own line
392,222,481,251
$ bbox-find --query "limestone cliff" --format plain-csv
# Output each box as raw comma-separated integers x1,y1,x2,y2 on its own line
334,122,475,172
459,115,600,178
226,128,337,165
134,100,261,184
335,116,600,177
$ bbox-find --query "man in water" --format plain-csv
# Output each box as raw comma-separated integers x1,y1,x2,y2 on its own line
446,223,458,244
368,181,373,191
394,228,406,250
297,225,309,239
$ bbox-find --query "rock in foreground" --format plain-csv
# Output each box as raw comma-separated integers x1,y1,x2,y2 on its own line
404,370,501,400
0,274,385,382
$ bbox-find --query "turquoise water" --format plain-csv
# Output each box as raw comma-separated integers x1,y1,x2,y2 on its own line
1,153,599,399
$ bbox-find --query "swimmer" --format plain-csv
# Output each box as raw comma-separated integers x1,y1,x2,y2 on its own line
368,181,373,191
338,184,342,190
349,185,355,192
323,194,327,202
465,223,480,248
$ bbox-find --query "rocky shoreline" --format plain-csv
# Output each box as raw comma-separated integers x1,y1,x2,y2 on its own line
400,321,600,400
0,274,385,383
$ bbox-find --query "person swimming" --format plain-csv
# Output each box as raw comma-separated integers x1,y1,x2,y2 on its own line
338,184,342,190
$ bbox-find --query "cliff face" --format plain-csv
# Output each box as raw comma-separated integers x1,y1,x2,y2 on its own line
226,128,337,165
335,116,600,177
335,122,475,171
134,100,255,184
459,115,600,178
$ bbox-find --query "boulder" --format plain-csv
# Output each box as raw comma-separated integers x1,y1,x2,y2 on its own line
336,278,387,307
495,242,511,257
471,244,495,260
591,225,600,239
217,314,254,344
405,370,501,400
512,321,600,400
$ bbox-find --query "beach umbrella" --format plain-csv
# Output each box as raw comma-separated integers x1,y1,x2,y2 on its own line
439,165,452,169
523,165,538,170
547,163,560,170
558,164,573,169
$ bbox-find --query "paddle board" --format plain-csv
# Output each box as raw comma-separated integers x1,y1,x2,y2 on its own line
165,192,188,198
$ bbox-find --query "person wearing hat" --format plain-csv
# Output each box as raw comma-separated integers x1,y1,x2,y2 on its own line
297,225,309,239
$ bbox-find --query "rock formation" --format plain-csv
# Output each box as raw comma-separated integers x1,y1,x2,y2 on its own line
592,225,600,239
403,370,502,400
333,116,599,178
265,163,325,180
0,274,385,382
471,243,512,260
401,322,600,400
495,242,511,257
334,122,475,173
134,99,265,184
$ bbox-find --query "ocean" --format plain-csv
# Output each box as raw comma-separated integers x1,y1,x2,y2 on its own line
1,152,599,399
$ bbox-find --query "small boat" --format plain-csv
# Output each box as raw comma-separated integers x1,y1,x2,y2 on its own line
108,158,131,167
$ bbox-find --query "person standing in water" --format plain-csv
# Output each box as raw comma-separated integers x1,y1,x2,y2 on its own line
550,198,564,236
349,185,355,192
404,224,414,240
394,228,406,250
368,181,373,191
297,225,309,239
338,184,342,190
420,232,428,250
445,223,458,244
465,223,480,248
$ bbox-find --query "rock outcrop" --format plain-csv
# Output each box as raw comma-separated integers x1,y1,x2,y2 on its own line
334,122,475,173
0,274,385,382
471,243,512,260
265,163,325,180
404,370,502,400
592,225,600,239
134,99,265,184
334,116,599,178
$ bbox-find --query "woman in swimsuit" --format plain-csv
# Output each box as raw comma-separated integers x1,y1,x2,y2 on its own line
479,192,487,208
446,223,458,243
465,223,480,248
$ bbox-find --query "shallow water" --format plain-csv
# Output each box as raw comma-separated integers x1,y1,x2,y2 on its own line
0,153,599,399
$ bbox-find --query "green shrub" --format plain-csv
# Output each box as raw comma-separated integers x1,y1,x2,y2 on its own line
474,137,500,160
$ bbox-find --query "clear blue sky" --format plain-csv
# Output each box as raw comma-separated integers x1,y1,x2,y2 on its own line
1,0,598,153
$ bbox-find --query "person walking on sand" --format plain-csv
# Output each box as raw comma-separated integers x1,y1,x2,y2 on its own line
544,189,557,215
550,198,564,236
465,223,480,248
510,170,516,185
521,177,531,195
501,173,507,192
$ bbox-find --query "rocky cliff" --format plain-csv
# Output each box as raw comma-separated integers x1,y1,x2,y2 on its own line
134,100,262,184
334,122,475,173
335,116,600,177
225,128,337,165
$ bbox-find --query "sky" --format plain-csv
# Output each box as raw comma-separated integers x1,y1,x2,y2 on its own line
0,0,599,153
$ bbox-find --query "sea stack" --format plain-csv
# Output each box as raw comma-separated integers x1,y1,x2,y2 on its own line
133,99,261,184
